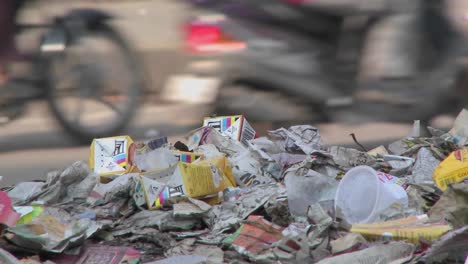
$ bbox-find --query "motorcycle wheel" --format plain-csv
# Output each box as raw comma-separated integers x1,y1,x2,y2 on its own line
47,23,142,143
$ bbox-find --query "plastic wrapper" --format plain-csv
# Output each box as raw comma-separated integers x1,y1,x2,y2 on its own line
89,136,137,181
223,215,284,260
433,149,468,190
410,148,440,185
168,157,236,199
203,115,257,146
269,125,328,155
4,207,101,253
229,149,275,187
350,215,452,244
14,203,44,225
285,168,338,217
134,148,178,173
317,241,415,264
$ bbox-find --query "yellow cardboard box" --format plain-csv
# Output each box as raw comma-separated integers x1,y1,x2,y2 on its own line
170,157,236,198
433,148,468,190
89,136,138,182
203,115,257,146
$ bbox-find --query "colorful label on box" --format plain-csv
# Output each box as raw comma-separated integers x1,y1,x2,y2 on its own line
171,151,204,163
169,157,236,198
203,115,257,146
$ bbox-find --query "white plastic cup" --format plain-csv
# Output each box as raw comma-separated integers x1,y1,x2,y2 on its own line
335,166,408,224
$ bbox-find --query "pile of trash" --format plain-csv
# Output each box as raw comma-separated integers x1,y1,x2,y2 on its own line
0,113,467,264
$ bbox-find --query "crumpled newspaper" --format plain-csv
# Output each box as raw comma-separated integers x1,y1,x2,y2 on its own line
416,226,468,263
113,210,202,236
410,148,440,185
204,184,280,232
7,182,45,205
186,126,245,157
87,173,138,206
165,238,223,264
383,155,415,176
316,241,415,264
330,233,367,254
429,181,468,228
229,149,275,187
330,146,376,169
248,137,283,161
194,144,224,159
30,161,98,206
173,198,212,218
269,125,328,155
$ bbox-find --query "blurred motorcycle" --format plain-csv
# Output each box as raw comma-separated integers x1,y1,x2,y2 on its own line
169,0,468,124
2,7,143,142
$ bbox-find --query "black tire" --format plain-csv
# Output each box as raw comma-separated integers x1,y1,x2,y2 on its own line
47,23,142,143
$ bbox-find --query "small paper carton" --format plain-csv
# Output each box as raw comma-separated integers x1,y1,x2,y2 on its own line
89,136,137,181
169,157,237,199
433,148,468,190
203,115,257,146
133,175,166,210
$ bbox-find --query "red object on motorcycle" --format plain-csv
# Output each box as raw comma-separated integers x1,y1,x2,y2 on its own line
184,22,246,53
